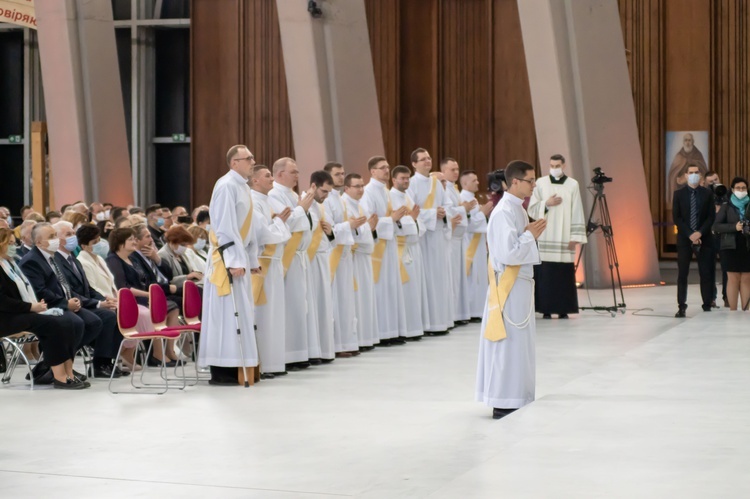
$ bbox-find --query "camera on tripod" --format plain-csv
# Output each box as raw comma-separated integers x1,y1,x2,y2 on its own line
488,169,507,194
592,167,613,185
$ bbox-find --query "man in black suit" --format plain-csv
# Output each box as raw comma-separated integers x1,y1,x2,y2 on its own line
145,204,166,249
53,221,126,378
19,223,106,380
672,163,716,317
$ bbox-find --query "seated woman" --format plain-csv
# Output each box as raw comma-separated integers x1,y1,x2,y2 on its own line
76,223,146,372
157,226,204,290
186,225,208,272
105,228,183,367
0,228,88,389
713,176,750,310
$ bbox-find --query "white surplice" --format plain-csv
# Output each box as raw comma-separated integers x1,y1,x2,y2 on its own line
268,181,315,363
445,182,471,322
199,169,260,368
476,193,541,409
342,193,379,348
324,190,358,352
460,189,488,319
407,172,454,332
362,178,407,340
390,187,430,337
251,190,292,373
308,201,335,361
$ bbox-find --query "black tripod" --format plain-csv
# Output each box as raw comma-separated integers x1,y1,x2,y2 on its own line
575,182,626,317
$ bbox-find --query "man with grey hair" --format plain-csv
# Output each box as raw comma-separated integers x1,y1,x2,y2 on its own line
268,157,317,370
52,221,124,378
16,220,37,260
199,144,262,385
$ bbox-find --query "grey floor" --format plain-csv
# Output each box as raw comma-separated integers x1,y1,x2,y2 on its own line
2,284,747,498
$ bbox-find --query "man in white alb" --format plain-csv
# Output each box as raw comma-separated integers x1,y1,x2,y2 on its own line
407,148,454,335
199,145,261,385
268,158,317,371
323,162,361,356
250,165,292,378
476,160,546,419
362,156,408,345
459,170,494,321
390,165,429,339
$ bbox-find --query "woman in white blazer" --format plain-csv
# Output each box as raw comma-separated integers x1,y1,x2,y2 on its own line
76,224,151,371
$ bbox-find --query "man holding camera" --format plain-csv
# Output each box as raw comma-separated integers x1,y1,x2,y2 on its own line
673,163,716,317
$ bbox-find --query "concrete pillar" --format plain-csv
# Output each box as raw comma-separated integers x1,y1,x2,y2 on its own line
35,0,133,206
518,0,660,287
276,0,384,182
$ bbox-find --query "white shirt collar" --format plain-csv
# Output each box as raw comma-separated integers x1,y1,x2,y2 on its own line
369,178,387,188
273,181,293,193
462,190,476,199
342,193,359,205
229,169,249,184
415,171,430,179
251,189,268,200
57,249,72,259
505,193,524,206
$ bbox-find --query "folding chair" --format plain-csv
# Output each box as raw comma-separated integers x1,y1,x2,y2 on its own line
110,288,184,394
1,332,38,390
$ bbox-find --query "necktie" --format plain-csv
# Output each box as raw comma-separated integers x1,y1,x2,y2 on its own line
49,257,72,300
148,258,169,285
68,255,82,280
690,189,698,232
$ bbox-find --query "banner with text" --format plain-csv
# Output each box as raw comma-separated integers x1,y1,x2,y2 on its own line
0,0,35,30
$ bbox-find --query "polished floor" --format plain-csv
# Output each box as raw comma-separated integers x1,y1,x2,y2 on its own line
2,284,748,498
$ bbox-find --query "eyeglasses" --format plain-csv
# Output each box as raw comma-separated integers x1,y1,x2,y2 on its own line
517,178,536,185
234,156,255,162
417,157,432,162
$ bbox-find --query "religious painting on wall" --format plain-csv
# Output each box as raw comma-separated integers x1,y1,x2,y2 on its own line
664,131,709,254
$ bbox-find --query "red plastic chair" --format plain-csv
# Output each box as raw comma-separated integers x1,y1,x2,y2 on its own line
111,288,183,394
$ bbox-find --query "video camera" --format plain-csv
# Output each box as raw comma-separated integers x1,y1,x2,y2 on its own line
592,167,613,185
488,169,506,194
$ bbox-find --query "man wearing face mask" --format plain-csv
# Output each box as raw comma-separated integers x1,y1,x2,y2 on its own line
52,221,124,378
527,154,587,319
673,163,716,317
145,204,166,249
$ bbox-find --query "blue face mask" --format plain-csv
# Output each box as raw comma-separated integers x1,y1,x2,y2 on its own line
6,245,17,258
688,173,701,186
92,239,110,259
64,235,78,252
156,217,165,227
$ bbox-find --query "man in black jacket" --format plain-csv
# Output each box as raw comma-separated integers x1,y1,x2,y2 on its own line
19,223,105,379
672,163,716,317
53,221,126,378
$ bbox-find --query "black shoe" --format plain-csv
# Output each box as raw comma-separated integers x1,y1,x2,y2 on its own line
285,363,302,372
297,361,311,369
454,320,469,326
208,378,238,386
429,330,449,336
321,358,335,364
114,366,130,377
711,301,719,309
27,367,54,384
93,364,121,379
702,305,712,312
147,356,177,368
404,336,422,342
469,317,483,323
558,314,569,319
75,377,91,388
260,373,275,380
492,408,516,420
269,371,288,376
379,339,393,346
53,377,87,390
309,358,322,366
391,338,406,345
72,369,87,381
542,314,552,319
359,345,375,352
675,309,686,318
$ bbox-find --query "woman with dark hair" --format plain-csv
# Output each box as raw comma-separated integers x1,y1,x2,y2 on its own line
106,228,182,366
713,176,750,310
0,228,87,389
157,225,204,289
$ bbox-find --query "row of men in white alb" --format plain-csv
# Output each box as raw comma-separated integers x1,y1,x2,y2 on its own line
230,148,493,374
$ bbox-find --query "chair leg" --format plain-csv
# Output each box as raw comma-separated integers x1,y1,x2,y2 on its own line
1,338,34,390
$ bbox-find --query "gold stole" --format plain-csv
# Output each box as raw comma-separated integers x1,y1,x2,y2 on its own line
350,203,363,290
251,243,276,305
208,197,254,297
395,236,409,283
371,185,391,283
465,233,483,276
484,260,520,342
307,203,326,261
329,199,347,281
423,175,438,209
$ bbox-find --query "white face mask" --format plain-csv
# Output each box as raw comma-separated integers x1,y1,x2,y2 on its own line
194,238,207,251
688,173,701,186
205,224,211,233
175,245,187,256
734,191,748,200
46,238,60,253
95,212,107,221
550,167,563,179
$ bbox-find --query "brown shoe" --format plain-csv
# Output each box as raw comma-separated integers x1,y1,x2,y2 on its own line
336,352,353,358
350,350,361,356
